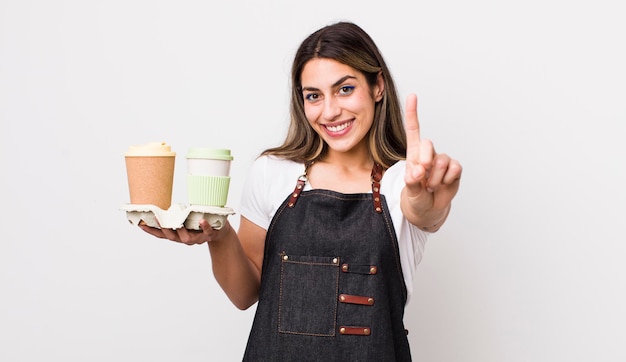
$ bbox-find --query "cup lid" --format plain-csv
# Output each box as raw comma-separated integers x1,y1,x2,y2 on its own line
186,147,233,160
125,142,176,156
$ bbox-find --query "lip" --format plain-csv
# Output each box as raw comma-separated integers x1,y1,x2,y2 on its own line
322,119,354,137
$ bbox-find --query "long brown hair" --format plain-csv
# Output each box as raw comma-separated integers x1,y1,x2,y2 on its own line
262,22,406,169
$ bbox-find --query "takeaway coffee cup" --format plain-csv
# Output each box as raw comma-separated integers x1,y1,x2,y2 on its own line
124,142,176,210
186,148,233,207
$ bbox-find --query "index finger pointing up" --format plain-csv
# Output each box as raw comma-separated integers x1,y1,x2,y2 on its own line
405,94,421,161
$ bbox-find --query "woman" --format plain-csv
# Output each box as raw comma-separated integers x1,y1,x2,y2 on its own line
141,21,462,361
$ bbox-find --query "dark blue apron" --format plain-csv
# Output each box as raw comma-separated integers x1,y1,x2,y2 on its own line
243,164,411,361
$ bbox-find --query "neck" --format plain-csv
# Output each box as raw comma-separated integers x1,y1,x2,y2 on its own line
320,143,372,169
308,146,376,193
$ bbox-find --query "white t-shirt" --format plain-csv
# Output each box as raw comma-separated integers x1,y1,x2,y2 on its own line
239,155,428,301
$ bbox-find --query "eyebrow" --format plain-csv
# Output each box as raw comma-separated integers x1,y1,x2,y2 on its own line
301,75,357,92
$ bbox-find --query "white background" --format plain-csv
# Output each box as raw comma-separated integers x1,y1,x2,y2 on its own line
1,0,625,361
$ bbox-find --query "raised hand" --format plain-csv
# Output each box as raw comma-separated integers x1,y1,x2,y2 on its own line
402,94,462,231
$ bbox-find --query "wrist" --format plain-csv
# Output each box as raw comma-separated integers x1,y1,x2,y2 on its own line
417,204,451,232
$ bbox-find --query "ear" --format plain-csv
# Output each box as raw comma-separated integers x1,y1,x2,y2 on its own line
374,71,385,102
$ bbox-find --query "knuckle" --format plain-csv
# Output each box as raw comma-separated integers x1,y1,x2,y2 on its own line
434,157,448,169
449,162,462,175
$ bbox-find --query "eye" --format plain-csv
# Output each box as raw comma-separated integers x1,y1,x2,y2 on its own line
338,85,355,95
304,92,320,102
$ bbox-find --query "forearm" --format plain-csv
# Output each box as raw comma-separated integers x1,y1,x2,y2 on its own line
207,221,262,310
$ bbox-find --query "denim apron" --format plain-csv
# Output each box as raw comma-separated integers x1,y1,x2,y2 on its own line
243,164,412,361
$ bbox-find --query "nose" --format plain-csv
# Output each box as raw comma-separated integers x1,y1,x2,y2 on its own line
321,96,341,121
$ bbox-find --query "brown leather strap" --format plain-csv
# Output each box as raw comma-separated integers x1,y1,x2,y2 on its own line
339,294,375,306
288,162,313,208
339,326,371,336
287,177,306,208
371,162,383,213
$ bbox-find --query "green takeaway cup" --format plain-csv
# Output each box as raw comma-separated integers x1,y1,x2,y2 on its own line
186,148,233,207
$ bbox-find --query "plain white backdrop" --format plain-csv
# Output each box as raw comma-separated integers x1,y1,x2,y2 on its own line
1,0,625,361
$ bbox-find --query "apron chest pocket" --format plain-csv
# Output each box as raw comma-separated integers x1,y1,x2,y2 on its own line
278,253,340,336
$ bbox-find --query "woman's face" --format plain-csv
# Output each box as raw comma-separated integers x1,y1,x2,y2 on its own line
300,58,383,156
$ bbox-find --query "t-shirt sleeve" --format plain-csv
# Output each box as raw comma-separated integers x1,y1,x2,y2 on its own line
239,156,272,230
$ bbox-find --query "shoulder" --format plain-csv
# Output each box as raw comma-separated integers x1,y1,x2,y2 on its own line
240,155,305,230
247,155,305,195
251,154,302,169
249,155,304,178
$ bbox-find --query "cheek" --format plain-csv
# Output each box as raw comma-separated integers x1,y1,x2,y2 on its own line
348,92,373,109
303,104,318,125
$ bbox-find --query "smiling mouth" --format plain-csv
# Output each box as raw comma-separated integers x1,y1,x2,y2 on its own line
324,120,353,133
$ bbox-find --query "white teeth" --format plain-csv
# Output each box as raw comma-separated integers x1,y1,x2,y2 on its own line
326,121,351,132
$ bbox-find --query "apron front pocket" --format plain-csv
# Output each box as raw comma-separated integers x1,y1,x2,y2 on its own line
278,253,340,336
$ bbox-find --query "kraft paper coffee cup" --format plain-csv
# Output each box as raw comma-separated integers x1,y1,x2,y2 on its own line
186,148,233,207
125,142,176,210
